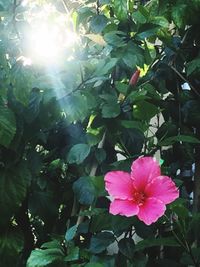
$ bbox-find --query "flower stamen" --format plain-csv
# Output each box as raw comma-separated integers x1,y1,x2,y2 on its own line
133,191,146,205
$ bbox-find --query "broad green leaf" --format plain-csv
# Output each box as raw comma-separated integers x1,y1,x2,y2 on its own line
41,240,62,249
0,162,31,224
73,176,96,205
136,25,160,40
85,263,104,267
62,92,89,122
118,238,135,259
24,89,43,123
89,232,115,253
132,6,149,24
104,31,126,47
29,190,59,221
172,3,187,28
90,213,113,232
134,237,180,252
0,226,23,267
186,58,200,76
64,246,79,262
93,58,118,76
95,148,106,163
159,135,200,146
67,144,91,164
121,42,144,68
151,16,169,28
11,63,35,105
121,120,148,133
90,15,108,33
0,105,16,147
133,101,159,121
101,102,120,118
101,93,120,118
90,176,105,196
115,82,128,94
85,34,106,46
156,122,178,140
27,248,65,267
65,225,78,242
113,0,127,20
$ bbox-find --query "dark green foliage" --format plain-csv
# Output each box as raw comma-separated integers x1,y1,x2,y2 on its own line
0,0,200,266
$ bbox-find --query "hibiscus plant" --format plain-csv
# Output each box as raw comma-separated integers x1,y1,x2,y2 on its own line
0,0,200,266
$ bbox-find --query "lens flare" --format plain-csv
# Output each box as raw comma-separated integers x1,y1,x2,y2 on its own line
25,3,78,64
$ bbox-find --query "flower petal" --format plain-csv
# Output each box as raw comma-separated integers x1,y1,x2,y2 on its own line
131,157,161,190
105,171,134,199
109,199,139,217
145,176,179,204
137,197,166,225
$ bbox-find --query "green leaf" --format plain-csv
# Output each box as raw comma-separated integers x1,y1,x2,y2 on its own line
91,176,105,196
93,58,118,76
65,225,78,242
151,16,169,28
90,15,108,33
73,176,96,205
67,144,91,164
121,120,148,133
121,42,144,68
29,190,58,221
0,226,23,267
133,101,159,121
101,102,120,118
85,263,104,267
115,82,128,95
159,135,200,146
85,264,104,267
11,63,35,105
24,89,43,123
134,237,180,252
101,93,121,118
0,105,16,147
104,31,126,47
95,148,106,163
62,92,89,122
172,3,187,28
136,25,160,40
64,246,79,262
113,0,127,20
0,162,31,224
89,232,115,253
186,58,200,76
27,248,65,267
118,238,135,259
132,6,149,24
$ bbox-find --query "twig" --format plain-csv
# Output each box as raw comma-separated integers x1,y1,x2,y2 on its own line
169,65,200,97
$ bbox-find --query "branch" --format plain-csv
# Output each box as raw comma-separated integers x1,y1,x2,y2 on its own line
169,65,200,97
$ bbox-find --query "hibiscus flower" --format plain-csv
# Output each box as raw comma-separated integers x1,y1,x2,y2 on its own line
104,157,179,225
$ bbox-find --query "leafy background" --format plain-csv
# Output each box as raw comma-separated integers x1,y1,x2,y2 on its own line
0,0,200,266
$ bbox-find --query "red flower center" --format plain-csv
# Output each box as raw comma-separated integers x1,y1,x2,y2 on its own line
133,191,146,205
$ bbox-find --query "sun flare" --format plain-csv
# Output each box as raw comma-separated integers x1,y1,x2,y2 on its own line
24,3,78,64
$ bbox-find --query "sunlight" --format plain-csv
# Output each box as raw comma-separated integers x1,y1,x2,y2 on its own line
25,3,78,64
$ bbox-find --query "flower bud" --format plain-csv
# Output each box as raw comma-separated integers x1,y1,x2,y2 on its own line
129,69,140,86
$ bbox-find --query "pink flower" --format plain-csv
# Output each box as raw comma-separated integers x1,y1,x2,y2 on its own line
104,157,179,225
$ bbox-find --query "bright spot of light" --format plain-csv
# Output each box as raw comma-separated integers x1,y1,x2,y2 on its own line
30,26,60,60
17,56,32,66
25,3,79,65
28,25,78,64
